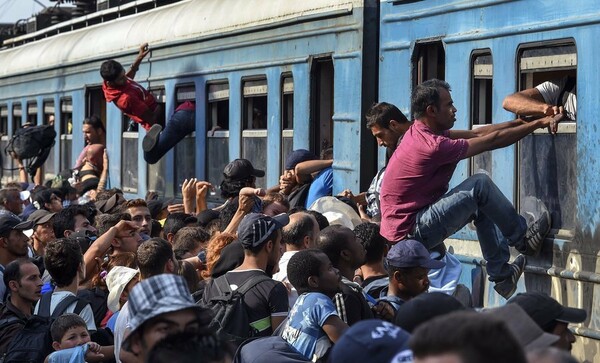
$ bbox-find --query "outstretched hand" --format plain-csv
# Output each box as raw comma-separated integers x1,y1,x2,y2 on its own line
541,112,565,134
138,43,150,59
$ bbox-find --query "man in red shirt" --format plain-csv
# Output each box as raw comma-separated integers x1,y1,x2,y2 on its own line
100,43,195,164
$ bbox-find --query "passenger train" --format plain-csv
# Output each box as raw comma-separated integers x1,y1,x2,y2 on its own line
0,0,598,359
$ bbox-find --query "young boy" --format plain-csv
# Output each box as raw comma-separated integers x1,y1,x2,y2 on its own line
47,314,103,363
281,249,349,361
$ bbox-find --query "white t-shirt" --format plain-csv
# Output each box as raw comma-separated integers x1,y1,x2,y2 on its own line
113,301,131,363
536,77,577,120
33,290,96,331
273,250,299,308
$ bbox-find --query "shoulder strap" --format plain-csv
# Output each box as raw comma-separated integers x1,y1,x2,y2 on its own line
235,273,272,295
37,292,53,317
0,315,21,330
50,295,80,318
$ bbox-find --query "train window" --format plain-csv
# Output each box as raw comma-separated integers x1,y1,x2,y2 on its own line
86,87,106,124
242,79,268,188
60,99,73,171
121,130,139,193
174,84,196,197
147,88,167,196
311,57,334,157
281,76,294,173
517,42,577,232
43,100,57,181
12,103,22,131
412,41,445,88
0,105,15,184
206,82,230,200
0,105,7,135
26,102,37,126
470,51,493,177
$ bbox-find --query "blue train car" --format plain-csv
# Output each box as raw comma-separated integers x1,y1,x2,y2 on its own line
0,0,379,199
379,0,600,359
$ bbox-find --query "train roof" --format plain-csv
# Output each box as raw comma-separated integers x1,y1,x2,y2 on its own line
0,0,362,78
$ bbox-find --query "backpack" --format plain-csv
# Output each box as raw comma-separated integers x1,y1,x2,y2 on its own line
3,125,56,180
2,293,88,363
201,274,271,346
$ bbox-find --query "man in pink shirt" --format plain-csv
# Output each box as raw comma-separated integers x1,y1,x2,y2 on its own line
100,43,195,164
380,79,562,299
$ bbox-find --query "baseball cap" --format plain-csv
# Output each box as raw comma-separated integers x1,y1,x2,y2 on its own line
330,319,413,363
106,266,139,313
27,209,56,226
387,240,446,269
237,213,289,249
223,159,265,180
508,292,587,331
0,214,33,235
284,149,317,170
394,292,466,333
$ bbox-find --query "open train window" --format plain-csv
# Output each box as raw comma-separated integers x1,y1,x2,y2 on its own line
412,41,445,89
242,78,268,188
0,105,15,184
86,86,106,125
517,41,577,232
43,100,57,181
0,105,7,135
206,82,230,200
12,103,22,132
174,84,196,197
26,102,37,126
60,99,73,171
281,76,294,173
147,88,167,196
470,51,493,177
311,57,334,158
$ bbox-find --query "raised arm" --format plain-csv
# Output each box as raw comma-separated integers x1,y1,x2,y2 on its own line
295,159,333,176
502,87,560,117
125,43,150,79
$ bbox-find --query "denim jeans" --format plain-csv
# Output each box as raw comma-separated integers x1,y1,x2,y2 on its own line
144,109,195,164
410,173,527,281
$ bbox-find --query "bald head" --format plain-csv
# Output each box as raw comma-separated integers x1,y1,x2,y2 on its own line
282,212,319,251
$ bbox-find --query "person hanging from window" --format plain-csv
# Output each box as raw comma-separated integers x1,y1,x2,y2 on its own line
100,43,195,164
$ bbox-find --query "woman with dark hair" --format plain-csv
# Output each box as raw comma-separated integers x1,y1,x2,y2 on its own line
31,187,63,212
219,158,264,199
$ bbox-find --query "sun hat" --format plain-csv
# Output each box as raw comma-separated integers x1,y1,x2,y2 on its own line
105,266,139,313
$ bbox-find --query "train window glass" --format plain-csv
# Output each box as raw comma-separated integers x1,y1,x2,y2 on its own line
311,57,334,157
147,88,168,196
12,103,22,131
242,79,267,188
43,100,57,181
470,52,493,177
517,42,577,232
412,41,445,89
27,102,37,125
86,87,106,125
174,85,196,197
60,99,73,171
206,82,230,201
281,76,294,174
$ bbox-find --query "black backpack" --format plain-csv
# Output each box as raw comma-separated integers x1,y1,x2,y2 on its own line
3,125,56,180
2,293,88,363
201,274,271,346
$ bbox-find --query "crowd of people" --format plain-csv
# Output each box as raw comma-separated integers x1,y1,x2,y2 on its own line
0,43,585,363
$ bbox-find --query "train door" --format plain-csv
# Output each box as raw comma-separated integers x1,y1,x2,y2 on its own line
174,84,196,197
59,98,73,171
206,82,230,201
281,75,294,174
242,78,268,188
470,51,493,176
310,57,334,158
147,88,167,196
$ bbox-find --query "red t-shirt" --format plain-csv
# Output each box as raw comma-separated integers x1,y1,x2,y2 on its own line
380,121,468,242
102,78,158,131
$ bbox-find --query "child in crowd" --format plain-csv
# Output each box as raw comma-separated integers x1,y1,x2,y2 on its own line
281,249,349,362
47,314,103,363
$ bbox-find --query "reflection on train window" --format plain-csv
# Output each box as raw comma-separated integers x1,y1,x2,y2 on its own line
281,76,294,174
242,79,267,188
517,41,577,232
27,102,37,126
412,41,445,89
12,103,22,132
174,84,196,197
470,51,493,177
60,99,73,171
147,88,167,196
43,100,57,181
206,82,230,201
311,58,334,157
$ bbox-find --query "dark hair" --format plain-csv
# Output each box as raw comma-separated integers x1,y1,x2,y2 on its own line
262,192,290,213
218,201,239,232
0,187,21,207
32,188,60,210
365,102,409,129
83,114,106,133
147,332,233,363
53,205,92,238
44,238,83,287
3,257,36,288
317,225,352,267
411,79,451,119
178,260,200,294
287,249,326,295
136,238,173,279
282,212,317,248
96,213,131,237
354,222,387,263
100,60,124,83
410,311,527,363
173,227,210,260
219,178,253,199
306,210,329,231
163,213,196,238
50,313,87,342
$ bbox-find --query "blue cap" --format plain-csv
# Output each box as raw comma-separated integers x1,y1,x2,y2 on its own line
284,149,317,170
330,319,413,363
387,239,446,269
237,213,289,249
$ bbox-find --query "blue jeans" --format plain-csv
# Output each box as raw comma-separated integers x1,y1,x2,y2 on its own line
410,174,527,281
144,110,195,164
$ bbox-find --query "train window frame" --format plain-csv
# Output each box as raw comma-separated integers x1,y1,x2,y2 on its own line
146,87,168,197
281,74,294,174
43,100,57,181
469,50,493,177
59,98,73,171
173,83,196,197
411,40,445,89
0,104,15,184
26,101,37,125
242,77,268,188
516,40,577,234
206,81,230,202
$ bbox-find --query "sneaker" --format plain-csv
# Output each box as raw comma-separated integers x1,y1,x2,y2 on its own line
493,254,526,299
142,124,162,152
514,197,551,256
